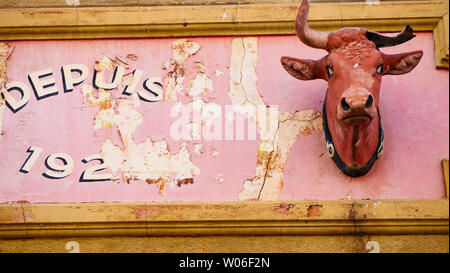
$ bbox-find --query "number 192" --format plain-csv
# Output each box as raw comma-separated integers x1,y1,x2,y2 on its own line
20,146,112,182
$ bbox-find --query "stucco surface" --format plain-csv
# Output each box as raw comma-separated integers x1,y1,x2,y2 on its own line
0,32,447,202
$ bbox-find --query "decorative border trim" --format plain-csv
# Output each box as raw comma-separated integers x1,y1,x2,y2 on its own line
434,12,449,68
0,1,448,241
0,199,448,238
0,1,448,68
443,159,449,199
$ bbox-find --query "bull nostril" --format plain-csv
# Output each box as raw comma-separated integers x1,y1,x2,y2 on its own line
341,98,350,111
365,95,374,108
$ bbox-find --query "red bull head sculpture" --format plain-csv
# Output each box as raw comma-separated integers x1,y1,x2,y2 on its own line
281,0,423,177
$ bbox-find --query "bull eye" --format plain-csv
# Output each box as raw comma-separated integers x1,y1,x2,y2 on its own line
325,64,334,78
377,139,384,159
376,63,383,74
326,141,335,158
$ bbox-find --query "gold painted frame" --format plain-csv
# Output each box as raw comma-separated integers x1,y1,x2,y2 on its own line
0,200,448,252
0,199,448,238
0,0,448,252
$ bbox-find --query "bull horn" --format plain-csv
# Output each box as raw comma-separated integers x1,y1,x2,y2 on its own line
295,0,329,50
365,25,416,48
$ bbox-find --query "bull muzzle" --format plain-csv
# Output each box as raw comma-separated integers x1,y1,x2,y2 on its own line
338,91,376,126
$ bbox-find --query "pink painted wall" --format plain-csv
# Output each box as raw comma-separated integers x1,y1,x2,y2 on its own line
0,32,448,203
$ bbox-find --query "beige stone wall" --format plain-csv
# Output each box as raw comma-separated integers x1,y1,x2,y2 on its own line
1,235,448,253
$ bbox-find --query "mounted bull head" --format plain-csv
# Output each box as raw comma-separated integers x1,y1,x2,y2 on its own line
281,0,423,177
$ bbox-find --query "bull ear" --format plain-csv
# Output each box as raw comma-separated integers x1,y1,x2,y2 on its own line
382,50,423,75
281,56,323,80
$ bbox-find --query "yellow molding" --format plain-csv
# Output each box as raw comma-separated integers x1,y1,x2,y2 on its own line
0,199,448,239
434,12,449,68
0,1,447,30
444,159,449,199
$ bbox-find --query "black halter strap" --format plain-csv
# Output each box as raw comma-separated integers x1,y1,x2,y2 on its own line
322,93,384,177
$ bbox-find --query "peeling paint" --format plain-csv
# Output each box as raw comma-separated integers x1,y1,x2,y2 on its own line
274,203,295,214
188,98,221,126
182,122,202,141
81,85,114,111
163,64,184,103
348,202,357,220
346,192,353,200
126,54,138,61
215,70,224,77
65,0,80,6
163,39,200,103
307,204,322,217
0,43,9,86
161,60,171,70
194,61,206,71
94,54,115,70
81,54,200,194
373,201,382,215
0,101,4,143
0,43,12,143
193,143,203,154
215,173,224,183
229,37,323,201
365,0,380,6
173,39,201,65
186,72,213,97
162,41,221,144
